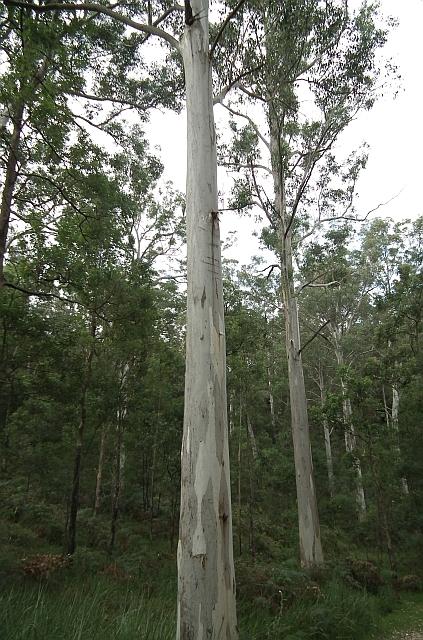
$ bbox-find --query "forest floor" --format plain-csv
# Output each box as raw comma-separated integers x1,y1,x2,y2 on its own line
1,504,422,639
374,594,423,640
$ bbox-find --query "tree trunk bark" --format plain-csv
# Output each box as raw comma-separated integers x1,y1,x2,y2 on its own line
248,449,255,561
0,100,25,286
93,426,107,516
109,413,125,552
268,114,323,568
110,364,128,551
229,391,234,437
382,386,390,429
283,292,324,566
318,367,335,498
237,396,242,557
0,44,55,286
176,4,238,638
267,364,277,444
246,414,258,460
391,383,409,496
150,391,161,539
67,317,96,555
333,335,366,519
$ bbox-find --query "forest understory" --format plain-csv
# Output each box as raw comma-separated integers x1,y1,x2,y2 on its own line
1,475,423,639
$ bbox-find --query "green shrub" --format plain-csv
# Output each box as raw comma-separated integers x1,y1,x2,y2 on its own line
347,559,384,593
266,579,377,640
0,522,40,548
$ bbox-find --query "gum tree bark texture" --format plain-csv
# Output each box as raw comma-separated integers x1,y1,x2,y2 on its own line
283,292,324,567
268,115,323,568
176,3,238,639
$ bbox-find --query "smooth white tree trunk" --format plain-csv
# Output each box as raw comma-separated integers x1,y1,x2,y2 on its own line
391,384,409,496
284,294,324,566
177,3,238,637
382,386,390,429
318,368,335,498
246,414,258,460
268,116,323,568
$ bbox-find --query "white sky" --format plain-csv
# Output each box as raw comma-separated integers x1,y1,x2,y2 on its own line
147,0,423,265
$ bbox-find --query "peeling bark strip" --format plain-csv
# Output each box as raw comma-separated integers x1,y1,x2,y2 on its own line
177,2,238,638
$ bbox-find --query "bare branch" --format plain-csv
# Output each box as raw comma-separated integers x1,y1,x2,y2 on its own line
221,160,271,174
213,64,264,105
3,0,181,50
299,319,331,355
297,279,339,294
257,263,280,279
237,83,267,103
68,90,143,110
210,0,246,60
320,191,402,224
219,102,270,150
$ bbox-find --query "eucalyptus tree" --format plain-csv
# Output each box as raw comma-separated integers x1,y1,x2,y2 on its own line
2,0,257,634
216,0,391,565
365,217,423,495
300,226,375,518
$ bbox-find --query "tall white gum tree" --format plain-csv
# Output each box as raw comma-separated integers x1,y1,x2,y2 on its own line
4,0,243,636
217,0,391,565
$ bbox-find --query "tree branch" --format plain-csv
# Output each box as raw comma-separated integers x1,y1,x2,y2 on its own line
210,0,246,60
3,0,181,50
299,319,331,355
220,102,269,150
297,279,339,294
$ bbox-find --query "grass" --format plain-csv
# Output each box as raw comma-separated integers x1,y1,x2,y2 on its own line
372,593,423,639
0,507,422,639
0,569,406,640
0,576,175,640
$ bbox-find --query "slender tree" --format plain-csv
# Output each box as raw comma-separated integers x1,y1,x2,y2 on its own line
217,0,390,564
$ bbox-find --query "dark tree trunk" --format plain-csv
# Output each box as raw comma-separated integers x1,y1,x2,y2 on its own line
93,426,107,516
109,421,123,552
0,100,25,286
67,318,96,555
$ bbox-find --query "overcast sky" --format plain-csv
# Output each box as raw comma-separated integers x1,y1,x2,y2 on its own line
148,0,423,264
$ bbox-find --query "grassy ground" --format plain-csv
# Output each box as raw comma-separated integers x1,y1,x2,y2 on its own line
1,507,422,639
373,593,423,639
0,555,417,640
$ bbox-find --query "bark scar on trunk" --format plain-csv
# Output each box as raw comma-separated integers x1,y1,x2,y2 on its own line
184,0,195,25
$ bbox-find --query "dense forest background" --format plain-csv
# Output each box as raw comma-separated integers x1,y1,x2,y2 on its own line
0,1,422,639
